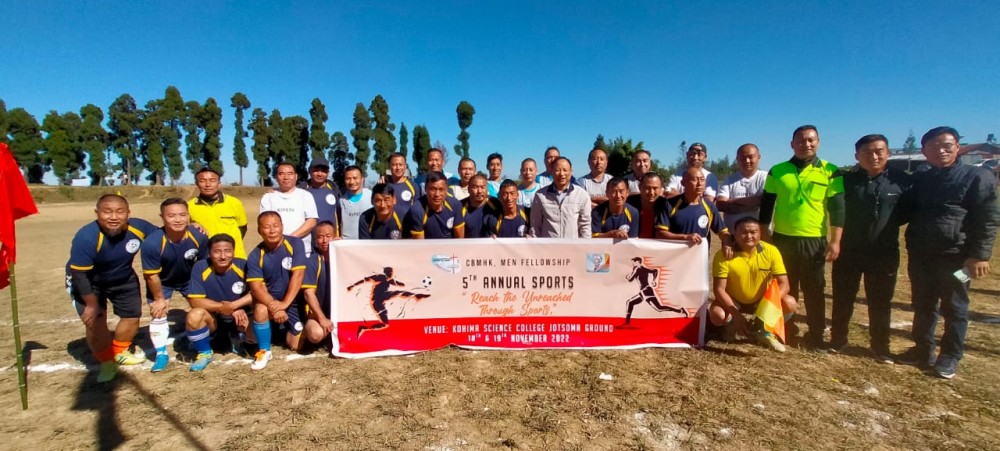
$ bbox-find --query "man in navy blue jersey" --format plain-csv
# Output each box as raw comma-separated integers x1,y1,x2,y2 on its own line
486,180,531,238
406,171,466,239
185,234,253,372
462,174,500,238
246,212,309,370
592,177,639,239
302,221,336,347
359,184,409,240
67,194,158,382
141,198,208,372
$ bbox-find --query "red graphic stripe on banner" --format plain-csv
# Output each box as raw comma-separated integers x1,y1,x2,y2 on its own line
335,316,701,355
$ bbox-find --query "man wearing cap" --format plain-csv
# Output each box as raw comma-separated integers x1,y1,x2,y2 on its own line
260,162,319,256
301,157,341,236
188,167,249,258
666,143,720,201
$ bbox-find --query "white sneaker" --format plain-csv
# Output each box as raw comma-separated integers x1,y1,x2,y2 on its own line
251,350,272,371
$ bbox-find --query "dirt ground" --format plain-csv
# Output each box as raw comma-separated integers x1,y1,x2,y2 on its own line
1,189,998,450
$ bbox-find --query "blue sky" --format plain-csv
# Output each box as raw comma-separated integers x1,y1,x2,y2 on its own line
2,1,998,184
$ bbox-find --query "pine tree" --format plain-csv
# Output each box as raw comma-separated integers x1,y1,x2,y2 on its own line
411,125,431,174
6,108,47,183
249,108,271,186
42,111,85,185
593,134,607,151
79,104,110,186
308,98,331,161
183,100,204,174
399,122,409,160
329,131,351,185
230,92,251,185
368,95,397,177
201,97,224,176
164,87,186,183
140,99,166,185
108,94,142,184
454,101,475,159
350,103,372,177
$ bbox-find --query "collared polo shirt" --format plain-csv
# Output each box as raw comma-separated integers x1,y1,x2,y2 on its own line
359,205,408,240
188,193,248,258
592,202,640,237
246,235,308,299
66,218,157,287
712,242,786,304
188,258,249,302
405,196,466,239
140,226,208,289
763,158,844,237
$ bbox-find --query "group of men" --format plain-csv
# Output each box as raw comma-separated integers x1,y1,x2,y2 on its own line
67,125,997,382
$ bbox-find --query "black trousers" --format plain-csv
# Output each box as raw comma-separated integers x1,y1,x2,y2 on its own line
772,233,827,341
831,248,899,352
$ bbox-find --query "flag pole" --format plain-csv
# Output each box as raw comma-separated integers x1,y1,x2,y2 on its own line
9,262,27,410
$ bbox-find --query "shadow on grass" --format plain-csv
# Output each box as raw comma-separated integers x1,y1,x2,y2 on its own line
71,369,211,450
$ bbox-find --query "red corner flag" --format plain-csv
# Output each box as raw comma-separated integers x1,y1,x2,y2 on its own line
0,143,39,289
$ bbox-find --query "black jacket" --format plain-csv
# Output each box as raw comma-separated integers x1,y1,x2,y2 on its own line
903,164,998,260
841,168,912,253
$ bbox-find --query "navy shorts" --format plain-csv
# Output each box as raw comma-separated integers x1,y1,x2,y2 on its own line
272,302,306,337
146,285,190,303
71,273,143,319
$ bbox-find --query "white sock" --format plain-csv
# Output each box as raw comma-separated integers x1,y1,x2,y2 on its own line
150,318,169,355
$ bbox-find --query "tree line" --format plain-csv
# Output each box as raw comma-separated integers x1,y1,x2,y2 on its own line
0,88,478,186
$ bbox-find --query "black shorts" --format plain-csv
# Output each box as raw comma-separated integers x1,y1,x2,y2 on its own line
71,273,143,319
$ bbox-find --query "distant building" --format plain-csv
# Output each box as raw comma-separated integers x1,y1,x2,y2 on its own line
958,143,1000,165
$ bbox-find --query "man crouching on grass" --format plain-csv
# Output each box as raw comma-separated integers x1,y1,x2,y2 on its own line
301,221,336,348
246,212,309,371
184,234,253,372
708,217,797,352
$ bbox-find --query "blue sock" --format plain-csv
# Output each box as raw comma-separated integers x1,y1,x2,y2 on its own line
188,326,212,354
784,313,795,322
253,321,272,352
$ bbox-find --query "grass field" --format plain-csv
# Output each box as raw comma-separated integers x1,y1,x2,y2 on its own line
0,187,998,450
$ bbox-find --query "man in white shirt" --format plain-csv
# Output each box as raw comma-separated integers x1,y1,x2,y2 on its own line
716,144,768,230
259,162,319,255
625,150,652,195
448,158,477,200
337,165,372,240
577,148,610,208
666,142,719,201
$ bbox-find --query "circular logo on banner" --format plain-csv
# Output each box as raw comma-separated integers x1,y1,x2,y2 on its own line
325,194,336,205
697,215,709,228
126,239,141,254
281,257,293,270
293,321,304,332
447,217,454,229
517,225,526,237
232,281,245,294
390,230,402,240
618,224,631,233
401,190,412,202
184,249,199,261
